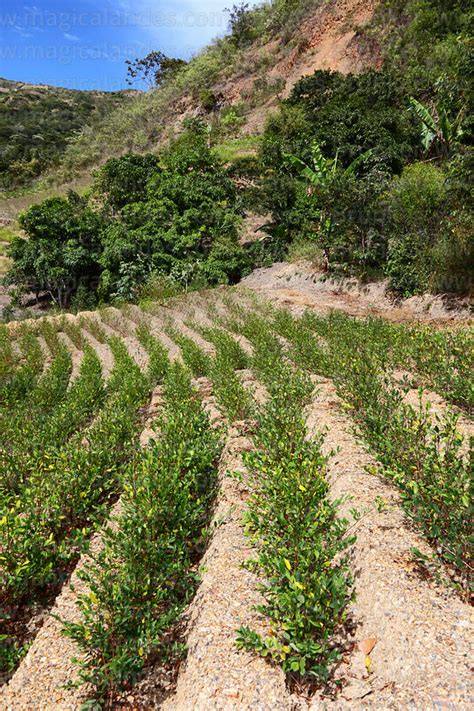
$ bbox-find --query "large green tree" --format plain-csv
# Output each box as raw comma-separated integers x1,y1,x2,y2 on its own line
6,192,104,307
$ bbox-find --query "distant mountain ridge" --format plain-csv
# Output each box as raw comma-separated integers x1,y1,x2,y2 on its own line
0,78,137,191
0,77,141,96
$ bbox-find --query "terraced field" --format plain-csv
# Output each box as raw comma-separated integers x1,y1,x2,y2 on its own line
0,287,472,710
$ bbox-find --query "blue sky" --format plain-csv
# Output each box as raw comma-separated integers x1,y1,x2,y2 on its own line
0,1,231,91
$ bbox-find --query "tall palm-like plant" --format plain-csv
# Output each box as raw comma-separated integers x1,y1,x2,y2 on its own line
285,142,371,269
409,97,464,155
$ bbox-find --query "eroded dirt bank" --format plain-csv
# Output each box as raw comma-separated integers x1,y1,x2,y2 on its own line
241,261,472,323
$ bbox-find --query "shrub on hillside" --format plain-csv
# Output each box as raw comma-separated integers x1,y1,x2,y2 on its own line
258,31,472,295
383,162,446,295
428,151,473,294
92,153,160,210
96,127,247,299
5,192,104,307
5,125,248,306
265,69,419,174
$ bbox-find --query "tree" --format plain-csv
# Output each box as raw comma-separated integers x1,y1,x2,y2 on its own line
93,153,160,211
5,193,104,307
125,52,187,89
5,127,248,308
224,3,255,47
96,126,246,299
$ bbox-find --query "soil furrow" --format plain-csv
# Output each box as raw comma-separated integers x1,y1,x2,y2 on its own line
127,306,182,361
56,331,83,383
94,314,149,371
79,329,114,380
162,380,288,710
298,376,472,709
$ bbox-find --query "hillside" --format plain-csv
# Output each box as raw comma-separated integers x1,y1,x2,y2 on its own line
0,78,136,192
50,0,379,185
0,1,472,706
0,281,472,708
0,0,379,233
0,0,472,322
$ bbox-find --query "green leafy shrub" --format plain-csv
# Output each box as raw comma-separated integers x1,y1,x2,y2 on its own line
6,126,248,307
92,153,160,210
429,151,474,293
6,192,104,308
62,364,221,701
167,327,212,378
225,3,259,48
199,89,219,112
235,320,353,682
383,162,447,294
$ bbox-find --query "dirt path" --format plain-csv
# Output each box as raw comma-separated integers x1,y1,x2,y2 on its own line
166,309,216,355
126,305,181,361
79,328,114,380
94,313,149,372
57,331,83,382
297,376,473,709
162,377,288,711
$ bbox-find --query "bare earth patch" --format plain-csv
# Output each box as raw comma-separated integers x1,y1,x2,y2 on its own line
240,261,472,323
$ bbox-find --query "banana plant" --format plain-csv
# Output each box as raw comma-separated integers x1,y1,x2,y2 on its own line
409,97,464,154
284,142,372,269
285,141,372,190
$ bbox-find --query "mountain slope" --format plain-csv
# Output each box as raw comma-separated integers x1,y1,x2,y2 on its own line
0,78,136,191
50,0,380,185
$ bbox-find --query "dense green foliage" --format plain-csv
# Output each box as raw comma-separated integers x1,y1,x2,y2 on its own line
62,362,222,701
0,79,130,190
6,192,103,308
6,125,249,306
0,330,149,674
4,0,473,302
258,0,473,294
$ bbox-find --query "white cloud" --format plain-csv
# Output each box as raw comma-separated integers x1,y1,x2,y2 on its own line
64,32,80,41
14,24,33,38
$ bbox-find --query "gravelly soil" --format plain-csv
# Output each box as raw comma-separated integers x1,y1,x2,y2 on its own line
295,377,473,710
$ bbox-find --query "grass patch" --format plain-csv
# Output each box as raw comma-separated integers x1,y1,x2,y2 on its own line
213,135,262,163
